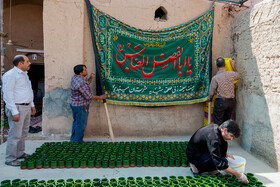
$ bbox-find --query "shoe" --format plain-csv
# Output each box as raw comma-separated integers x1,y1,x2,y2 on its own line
17,153,29,159
35,126,42,132
190,167,201,176
5,160,20,167
29,126,37,133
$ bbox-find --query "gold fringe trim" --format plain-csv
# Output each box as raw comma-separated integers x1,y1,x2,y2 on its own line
99,97,208,106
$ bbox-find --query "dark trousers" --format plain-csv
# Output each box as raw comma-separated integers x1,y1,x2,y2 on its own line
188,152,227,173
213,98,234,125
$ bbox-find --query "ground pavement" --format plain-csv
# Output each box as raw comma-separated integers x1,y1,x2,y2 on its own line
0,136,280,186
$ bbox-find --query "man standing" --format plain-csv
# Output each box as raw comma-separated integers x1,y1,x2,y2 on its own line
70,64,106,142
209,57,240,125
2,55,36,166
186,120,248,183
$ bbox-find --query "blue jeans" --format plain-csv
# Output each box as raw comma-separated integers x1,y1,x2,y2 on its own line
70,105,89,142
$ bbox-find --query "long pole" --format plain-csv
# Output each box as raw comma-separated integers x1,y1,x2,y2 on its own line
0,0,5,144
104,103,115,142
208,101,211,125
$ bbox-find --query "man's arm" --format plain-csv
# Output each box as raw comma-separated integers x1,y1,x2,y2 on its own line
2,73,19,117
92,94,106,100
223,166,248,183
208,78,217,101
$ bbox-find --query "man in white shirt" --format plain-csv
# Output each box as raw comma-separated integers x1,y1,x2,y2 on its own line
2,55,36,166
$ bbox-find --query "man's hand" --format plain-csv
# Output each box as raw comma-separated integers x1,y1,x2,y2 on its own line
88,73,95,84
230,59,237,71
12,114,20,122
31,107,36,115
99,94,107,100
90,73,95,79
238,173,249,183
226,153,235,159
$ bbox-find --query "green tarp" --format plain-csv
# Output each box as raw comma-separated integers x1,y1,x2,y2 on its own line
90,4,214,106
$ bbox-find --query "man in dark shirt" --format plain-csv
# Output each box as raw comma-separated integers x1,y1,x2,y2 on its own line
186,120,248,183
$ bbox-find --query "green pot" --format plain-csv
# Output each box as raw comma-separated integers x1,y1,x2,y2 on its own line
137,181,145,187
95,159,102,168
118,181,126,187
29,179,38,185
136,177,143,183
161,177,168,182
47,180,55,185
80,160,87,168
66,179,74,184
83,179,91,184
50,160,57,169
118,177,126,183
156,158,162,166
36,159,43,169
88,159,95,168
246,173,255,178
93,178,100,185
162,159,168,167
123,158,129,168
43,159,50,168
127,177,135,182
73,160,80,168
136,158,142,167
19,180,28,186
144,176,152,182
20,160,27,169
110,182,118,187
181,159,189,167
169,158,175,166
175,158,181,166
66,159,72,168
102,159,109,168
57,179,65,184
153,176,160,182
150,158,156,166
12,179,21,186
74,179,83,184
38,180,46,185
130,159,136,167
58,160,65,168
27,160,35,169
1,180,11,186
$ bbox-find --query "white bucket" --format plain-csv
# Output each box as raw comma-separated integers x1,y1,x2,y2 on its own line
227,155,246,173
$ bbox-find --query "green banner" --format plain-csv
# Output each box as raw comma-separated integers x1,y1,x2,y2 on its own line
91,4,214,106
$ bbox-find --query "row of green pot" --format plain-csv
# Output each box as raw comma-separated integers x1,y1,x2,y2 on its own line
0,173,263,187
22,141,189,170
21,156,189,169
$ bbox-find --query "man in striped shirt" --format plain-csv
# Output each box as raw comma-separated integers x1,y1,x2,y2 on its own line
209,58,240,125
70,64,106,142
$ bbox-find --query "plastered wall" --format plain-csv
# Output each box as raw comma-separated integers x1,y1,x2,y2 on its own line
232,0,280,170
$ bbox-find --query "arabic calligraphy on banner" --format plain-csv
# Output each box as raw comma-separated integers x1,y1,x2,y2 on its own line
90,4,214,106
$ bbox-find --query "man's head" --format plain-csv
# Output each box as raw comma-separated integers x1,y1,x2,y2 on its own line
216,57,225,68
74,64,88,77
13,55,31,71
219,120,240,141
